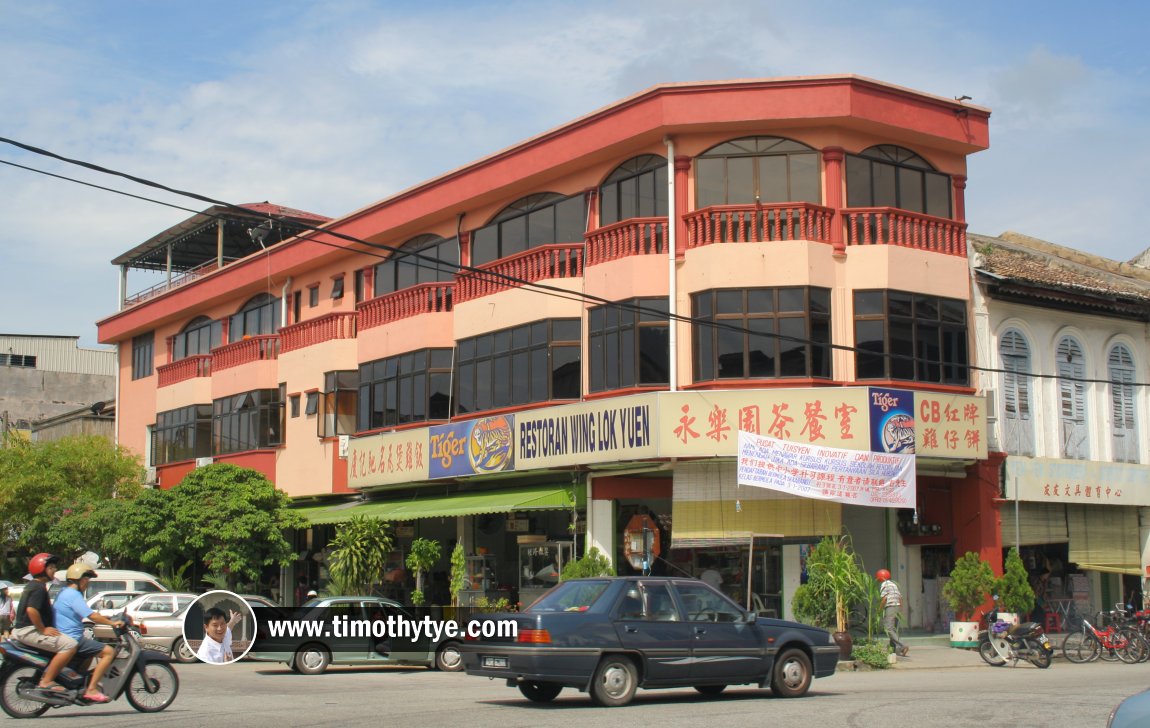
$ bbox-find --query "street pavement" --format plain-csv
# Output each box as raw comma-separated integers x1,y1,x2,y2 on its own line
6,638,1146,727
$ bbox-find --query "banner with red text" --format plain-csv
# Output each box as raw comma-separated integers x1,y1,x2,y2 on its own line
737,430,916,508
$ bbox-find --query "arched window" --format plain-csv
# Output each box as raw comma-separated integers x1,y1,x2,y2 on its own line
999,329,1034,455
471,193,585,266
599,155,667,226
845,145,951,218
695,136,820,208
1108,343,1138,463
373,235,459,297
1056,336,1088,459
172,316,222,361
229,293,280,342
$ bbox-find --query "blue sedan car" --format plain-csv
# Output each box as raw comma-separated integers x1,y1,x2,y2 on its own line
460,577,838,706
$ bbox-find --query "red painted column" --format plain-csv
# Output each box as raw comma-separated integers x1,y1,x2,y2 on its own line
952,174,967,222
822,147,845,254
458,230,472,269
674,155,691,258
952,451,1006,574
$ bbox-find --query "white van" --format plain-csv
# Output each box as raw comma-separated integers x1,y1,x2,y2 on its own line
47,569,168,600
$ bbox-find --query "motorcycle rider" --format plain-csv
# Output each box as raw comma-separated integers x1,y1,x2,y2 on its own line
11,553,78,693
54,564,126,703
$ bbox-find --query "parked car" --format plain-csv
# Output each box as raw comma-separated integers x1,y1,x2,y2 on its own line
460,577,839,707
91,592,196,641
88,591,143,616
246,596,463,675
1109,689,1150,727
48,569,167,601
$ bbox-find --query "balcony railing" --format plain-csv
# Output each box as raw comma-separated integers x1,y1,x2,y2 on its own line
684,203,835,248
122,257,241,307
212,335,280,371
156,355,212,388
455,243,584,303
843,207,967,256
279,312,358,353
359,282,455,330
585,217,668,266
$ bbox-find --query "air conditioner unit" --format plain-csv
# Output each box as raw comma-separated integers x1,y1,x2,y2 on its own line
195,456,213,468
144,467,157,484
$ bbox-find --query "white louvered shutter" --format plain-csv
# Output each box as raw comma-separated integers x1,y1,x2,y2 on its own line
999,330,1034,455
1057,337,1088,459
1108,344,1138,463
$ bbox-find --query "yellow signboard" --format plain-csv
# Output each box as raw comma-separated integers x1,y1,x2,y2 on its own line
347,428,430,488
515,394,659,471
914,391,987,459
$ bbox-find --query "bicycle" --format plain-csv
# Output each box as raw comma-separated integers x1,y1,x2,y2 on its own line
1061,611,1142,664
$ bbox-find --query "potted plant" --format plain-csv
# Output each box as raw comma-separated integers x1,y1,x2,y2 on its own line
405,538,441,607
995,547,1035,625
942,551,995,647
791,535,867,659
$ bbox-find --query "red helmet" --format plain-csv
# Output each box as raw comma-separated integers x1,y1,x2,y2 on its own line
875,569,891,582
27,553,60,578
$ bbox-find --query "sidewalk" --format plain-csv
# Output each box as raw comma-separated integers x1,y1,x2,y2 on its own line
838,629,1069,671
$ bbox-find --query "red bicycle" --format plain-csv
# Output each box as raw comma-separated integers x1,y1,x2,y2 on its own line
1061,611,1143,664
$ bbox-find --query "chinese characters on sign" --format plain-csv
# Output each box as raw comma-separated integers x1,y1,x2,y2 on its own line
915,393,986,459
737,430,917,508
1009,457,1148,506
347,429,429,487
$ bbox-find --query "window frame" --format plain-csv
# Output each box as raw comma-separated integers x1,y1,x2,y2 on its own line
455,319,581,414
695,136,821,208
229,294,280,342
319,370,358,438
132,332,155,380
357,349,454,431
588,298,669,392
998,329,1035,456
152,404,213,465
470,193,586,267
853,290,969,385
171,316,221,362
599,155,668,227
1108,343,1139,464
212,388,284,455
845,145,952,218
373,235,459,297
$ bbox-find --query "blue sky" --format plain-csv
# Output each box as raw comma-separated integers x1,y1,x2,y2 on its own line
2,1,1148,345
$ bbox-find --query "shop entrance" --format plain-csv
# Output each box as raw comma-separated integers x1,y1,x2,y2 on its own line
666,537,784,616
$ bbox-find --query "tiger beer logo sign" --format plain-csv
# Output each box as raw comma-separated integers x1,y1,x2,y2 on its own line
429,415,514,478
869,388,915,454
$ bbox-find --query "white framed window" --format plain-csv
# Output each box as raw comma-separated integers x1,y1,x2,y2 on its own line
999,329,1034,456
1056,336,1088,460
1108,343,1138,463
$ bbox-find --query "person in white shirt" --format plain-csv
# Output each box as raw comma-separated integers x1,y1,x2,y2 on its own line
196,607,242,664
877,568,908,657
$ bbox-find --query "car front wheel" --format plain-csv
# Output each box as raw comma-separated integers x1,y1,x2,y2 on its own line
435,642,463,672
518,681,562,702
770,648,812,698
174,638,197,664
294,645,331,675
590,655,638,707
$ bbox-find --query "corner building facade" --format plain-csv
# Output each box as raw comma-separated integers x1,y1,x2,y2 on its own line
98,77,993,617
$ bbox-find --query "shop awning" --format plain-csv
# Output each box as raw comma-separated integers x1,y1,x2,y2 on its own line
302,485,584,525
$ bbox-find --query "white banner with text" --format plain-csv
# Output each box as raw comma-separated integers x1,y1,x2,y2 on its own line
737,430,916,508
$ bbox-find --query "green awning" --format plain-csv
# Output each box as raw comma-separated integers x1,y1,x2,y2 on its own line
303,485,584,525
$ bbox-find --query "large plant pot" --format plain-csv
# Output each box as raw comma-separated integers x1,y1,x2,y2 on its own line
949,620,979,648
832,630,853,660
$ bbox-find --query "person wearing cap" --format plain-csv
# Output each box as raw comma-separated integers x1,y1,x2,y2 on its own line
12,553,77,693
55,563,125,703
0,581,15,638
876,568,908,657
305,589,318,600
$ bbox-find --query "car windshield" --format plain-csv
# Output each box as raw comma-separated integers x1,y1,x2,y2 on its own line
526,580,610,613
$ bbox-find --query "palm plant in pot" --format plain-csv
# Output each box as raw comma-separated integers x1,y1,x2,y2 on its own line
995,547,1035,625
941,551,995,647
791,534,867,659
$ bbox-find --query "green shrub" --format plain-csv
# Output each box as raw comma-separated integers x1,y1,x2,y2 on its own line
474,596,515,613
850,639,891,669
943,551,995,621
560,547,615,580
996,547,1035,615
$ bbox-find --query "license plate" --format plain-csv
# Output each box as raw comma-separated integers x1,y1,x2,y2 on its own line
482,656,509,669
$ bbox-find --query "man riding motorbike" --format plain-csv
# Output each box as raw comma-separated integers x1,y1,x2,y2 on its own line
54,564,126,703
11,553,77,694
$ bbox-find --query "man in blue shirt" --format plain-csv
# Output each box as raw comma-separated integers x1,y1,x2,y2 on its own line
55,564,125,703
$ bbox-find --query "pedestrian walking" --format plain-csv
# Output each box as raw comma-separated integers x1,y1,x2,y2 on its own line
876,568,909,657
0,581,15,638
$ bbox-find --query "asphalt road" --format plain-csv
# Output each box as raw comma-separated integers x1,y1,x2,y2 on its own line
7,658,1145,727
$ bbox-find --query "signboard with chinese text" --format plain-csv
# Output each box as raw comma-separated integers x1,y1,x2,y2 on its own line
347,429,429,488
429,415,515,478
1007,457,1150,506
915,392,986,458
737,430,916,508
515,394,658,471
657,389,871,457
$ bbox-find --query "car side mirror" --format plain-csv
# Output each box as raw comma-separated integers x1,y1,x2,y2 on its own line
744,610,757,623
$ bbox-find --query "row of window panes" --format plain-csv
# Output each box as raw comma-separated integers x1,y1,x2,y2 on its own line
357,351,453,431
456,319,581,413
854,290,968,384
152,405,212,465
0,354,36,368
588,298,670,392
212,389,284,455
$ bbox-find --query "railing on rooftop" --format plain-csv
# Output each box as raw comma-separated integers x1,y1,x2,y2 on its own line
843,207,967,256
211,335,280,371
455,243,583,303
122,257,242,307
585,217,668,266
684,203,835,248
279,312,358,353
358,282,455,331
156,355,212,388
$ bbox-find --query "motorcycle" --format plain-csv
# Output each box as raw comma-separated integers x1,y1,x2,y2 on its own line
978,600,1054,669
0,617,179,718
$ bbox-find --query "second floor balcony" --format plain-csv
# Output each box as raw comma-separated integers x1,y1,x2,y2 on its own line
843,207,967,256
455,243,584,303
212,334,280,371
685,203,835,249
280,312,358,353
359,282,455,330
156,354,212,388
585,217,668,266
